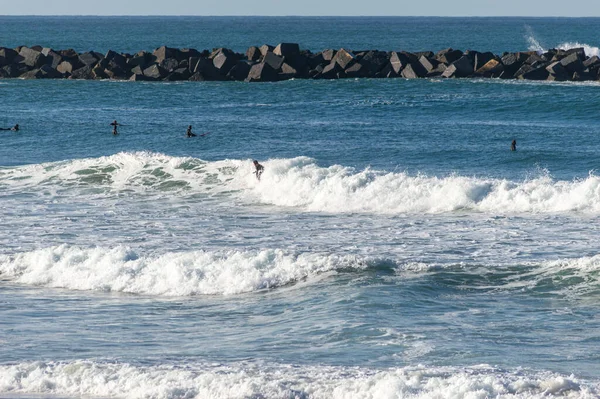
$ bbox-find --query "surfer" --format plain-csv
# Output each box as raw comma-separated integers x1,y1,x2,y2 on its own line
186,125,197,137
253,160,264,181
511,139,516,151
0,124,18,131
110,120,120,135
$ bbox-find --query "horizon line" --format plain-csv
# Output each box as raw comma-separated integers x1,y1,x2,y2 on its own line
1,14,599,18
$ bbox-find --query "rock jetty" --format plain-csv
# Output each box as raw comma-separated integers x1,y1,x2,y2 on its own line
1,44,599,82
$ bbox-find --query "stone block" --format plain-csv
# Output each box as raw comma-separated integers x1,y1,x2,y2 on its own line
583,56,600,69
274,43,300,57
475,58,504,76
57,60,76,74
179,48,200,60
389,52,411,74
263,51,284,71
105,50,127,68
0,47,18,65
284,53,308,73
281,62,297,76
333,48,355,69
359,50,389,74
69,65,93,80
78,52,99,67
153,46,179,63
320,61,342,79
517,64,549,80
41,49,63,69
246,62,278,82
560,52,584,74
227,61,252,81
418,55,441,73
91,64,107,79
159,57,180,72
401,63,426,79
500,52,528,77
191,57,221,80
572,71,594,81
441,56,473,78
436,48,463,64
2,64,26,78
188,72,207,81
259,44,274,56
127,52,152,69
525,53,545,65
546,61,567,76
415,51,434,59
129,73,153,81
246,46,261,62
213,51,239,75
143,64,166,80
19,47,47,68
474,52,495,71
21,64,63,79
322,49,336,61
307,53,325,69
344,61,371,78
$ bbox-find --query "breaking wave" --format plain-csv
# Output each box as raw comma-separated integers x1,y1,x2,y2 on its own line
0,245,375,296
2,152,600,214
0,360,597,399
1,245,599,298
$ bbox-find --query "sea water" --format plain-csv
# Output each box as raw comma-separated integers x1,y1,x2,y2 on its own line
1,17,600,399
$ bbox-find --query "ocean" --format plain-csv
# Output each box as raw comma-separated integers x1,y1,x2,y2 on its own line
1,16,600,399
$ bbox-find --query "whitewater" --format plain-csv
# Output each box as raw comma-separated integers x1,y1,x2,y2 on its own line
3,152,600,215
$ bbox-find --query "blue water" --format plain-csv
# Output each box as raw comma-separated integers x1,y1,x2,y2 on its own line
1,17,600,399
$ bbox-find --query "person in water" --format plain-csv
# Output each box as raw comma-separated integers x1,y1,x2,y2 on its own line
110,120,120,135
253,160,264,181
511,139,517,151
186,125,197,137
0,124,18,131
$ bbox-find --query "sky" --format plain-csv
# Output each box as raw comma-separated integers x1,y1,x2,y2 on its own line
0,0,598,17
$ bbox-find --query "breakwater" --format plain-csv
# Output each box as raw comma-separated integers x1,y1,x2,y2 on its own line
1,43,599,82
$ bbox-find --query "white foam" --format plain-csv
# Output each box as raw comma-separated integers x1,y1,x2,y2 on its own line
0,151,245,195
524,30,600,58
0,245,371,296
250,159,600,214
0,361,596,399
557,42,600,58
3,153,600,215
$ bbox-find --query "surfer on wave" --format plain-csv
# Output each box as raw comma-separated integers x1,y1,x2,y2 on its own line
253,160,264,181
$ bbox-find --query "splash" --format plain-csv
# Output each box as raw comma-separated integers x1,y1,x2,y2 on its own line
525,25,545,53
557,42,600,58
524,25,600,57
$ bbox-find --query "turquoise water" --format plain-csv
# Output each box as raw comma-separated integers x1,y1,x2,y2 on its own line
1,17,600,399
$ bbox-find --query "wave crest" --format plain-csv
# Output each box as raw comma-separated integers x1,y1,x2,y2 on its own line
3,153,600,214
0,245,372,296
